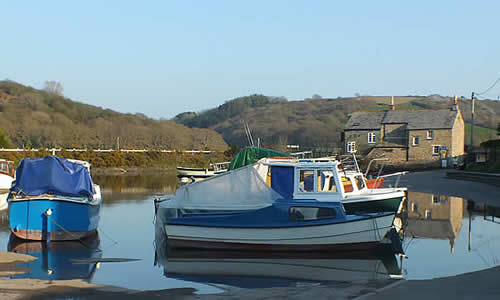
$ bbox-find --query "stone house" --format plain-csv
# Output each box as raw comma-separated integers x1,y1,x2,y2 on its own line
343,105,465,166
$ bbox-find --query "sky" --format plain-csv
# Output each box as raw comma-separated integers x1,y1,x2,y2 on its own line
1,1,500,119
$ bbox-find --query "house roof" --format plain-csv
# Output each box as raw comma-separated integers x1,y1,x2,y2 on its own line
345,108,458,130
344,111,385,130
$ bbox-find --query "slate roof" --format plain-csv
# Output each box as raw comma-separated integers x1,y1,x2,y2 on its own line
345,109,458,130
344,111,385,130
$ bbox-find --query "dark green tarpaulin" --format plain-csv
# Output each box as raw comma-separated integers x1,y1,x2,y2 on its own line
229,146,293,170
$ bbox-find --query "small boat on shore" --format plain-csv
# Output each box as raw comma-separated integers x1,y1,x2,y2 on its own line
8,156,101,241
156,157,405,251
0,159,15,211
165,200,395,251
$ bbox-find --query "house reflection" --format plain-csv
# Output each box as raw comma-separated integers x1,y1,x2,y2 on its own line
406,192,464,253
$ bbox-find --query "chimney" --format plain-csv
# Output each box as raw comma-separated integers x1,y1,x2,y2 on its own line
451,95,459,111
390,96,395,110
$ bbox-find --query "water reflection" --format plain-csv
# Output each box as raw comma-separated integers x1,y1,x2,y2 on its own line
8,233,101,281
93,171,178,204
154,228,402,287
395,192,500,279
93,171,178,198
404,192,464,253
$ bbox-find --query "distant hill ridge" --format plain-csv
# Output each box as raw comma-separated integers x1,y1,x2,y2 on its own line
0,81,228,150
175,94,500,149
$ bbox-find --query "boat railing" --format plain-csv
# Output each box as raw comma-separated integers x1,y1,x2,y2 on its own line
378,171,409,188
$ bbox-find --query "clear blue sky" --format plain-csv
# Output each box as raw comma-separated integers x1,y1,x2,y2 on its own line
2,1,499,119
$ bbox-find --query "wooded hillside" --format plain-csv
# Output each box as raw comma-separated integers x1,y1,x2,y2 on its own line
0,81,228,150
175,95,500,150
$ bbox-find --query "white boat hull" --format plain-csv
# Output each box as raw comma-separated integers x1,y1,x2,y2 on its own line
166,214,394,251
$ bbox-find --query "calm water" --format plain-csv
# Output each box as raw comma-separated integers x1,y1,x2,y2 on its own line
2,172,500,293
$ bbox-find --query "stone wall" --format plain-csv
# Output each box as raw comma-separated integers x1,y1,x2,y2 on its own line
451,111,465,157
408,129,451,161
344,129,380,155
365,146,407,163
382,124,407,145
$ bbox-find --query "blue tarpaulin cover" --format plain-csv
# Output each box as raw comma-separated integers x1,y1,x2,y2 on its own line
11,156,94,198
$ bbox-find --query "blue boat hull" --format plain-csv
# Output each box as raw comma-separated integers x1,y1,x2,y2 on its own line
8,199,101,241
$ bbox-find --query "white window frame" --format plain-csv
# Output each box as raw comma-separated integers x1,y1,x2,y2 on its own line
368,132,376,144
346,141,356,153
295,168,340,196
412,136,420,146
427,130,434,140
432,145,440,155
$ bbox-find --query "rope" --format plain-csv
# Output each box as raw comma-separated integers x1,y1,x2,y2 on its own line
31,201,105,252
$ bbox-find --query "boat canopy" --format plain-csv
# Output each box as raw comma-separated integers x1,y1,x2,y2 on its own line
11,156,95,198
160,163,282,211
229,146,292,170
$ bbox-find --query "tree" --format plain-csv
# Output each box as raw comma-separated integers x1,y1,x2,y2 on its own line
44,80,64,96
0,129,12,148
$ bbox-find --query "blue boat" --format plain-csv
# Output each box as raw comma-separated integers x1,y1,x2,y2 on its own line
157,158,402,251
8,156,102,241
165,200,395,251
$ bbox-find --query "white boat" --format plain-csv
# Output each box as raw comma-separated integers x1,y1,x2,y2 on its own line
0,159,15,211
156,157,404,251
176,162,230,181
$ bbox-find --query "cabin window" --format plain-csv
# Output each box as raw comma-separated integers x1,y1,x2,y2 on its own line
354,175,365,190
299,170,315,192
318,170,337,192
289,207,337,221
346,141,356,153
412,136,420,146
427,130,434,139
368,132,376,144
432,145,440,155
342,176,354,193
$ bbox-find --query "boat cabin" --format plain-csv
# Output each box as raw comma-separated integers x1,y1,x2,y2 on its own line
261,158,369,201
0,160,15,178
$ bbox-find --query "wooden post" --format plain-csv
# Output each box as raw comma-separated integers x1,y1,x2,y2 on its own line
471,92,475,146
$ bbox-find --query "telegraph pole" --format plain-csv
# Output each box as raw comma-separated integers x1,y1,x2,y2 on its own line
471,92,475,146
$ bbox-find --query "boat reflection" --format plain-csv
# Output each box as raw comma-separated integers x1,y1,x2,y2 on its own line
154,232,402,288
7,233,102,281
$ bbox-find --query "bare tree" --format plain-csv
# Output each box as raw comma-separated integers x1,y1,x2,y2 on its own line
44,80,64,96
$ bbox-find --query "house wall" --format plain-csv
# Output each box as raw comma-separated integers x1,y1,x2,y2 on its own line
451,111,465,157
344,129,380,155
408,129,452,161
382,124,407,145
365,146,407,163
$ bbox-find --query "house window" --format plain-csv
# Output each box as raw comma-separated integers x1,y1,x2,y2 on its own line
346,141,356,153
427,130,434,139
412,136,420,146
432,145,441,155
368,132,376,144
